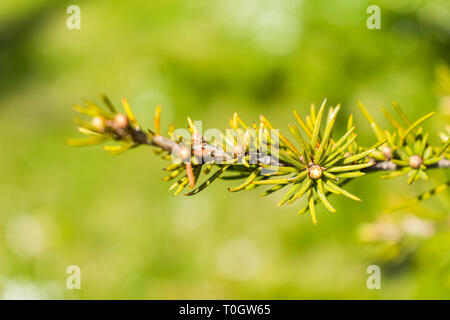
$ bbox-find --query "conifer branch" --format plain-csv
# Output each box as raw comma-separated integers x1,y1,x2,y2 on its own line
68,95,449,224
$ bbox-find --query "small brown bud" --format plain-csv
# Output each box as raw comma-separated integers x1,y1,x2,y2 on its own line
308,164,323,179
382,146,392,159
409,155,423,169
91,116,105,132
114,113,129,130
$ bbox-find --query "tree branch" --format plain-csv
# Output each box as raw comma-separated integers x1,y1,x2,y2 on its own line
363,158,450,171
144,129,450,172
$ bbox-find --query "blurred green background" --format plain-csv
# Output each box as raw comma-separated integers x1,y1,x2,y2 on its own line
0,0,449,299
